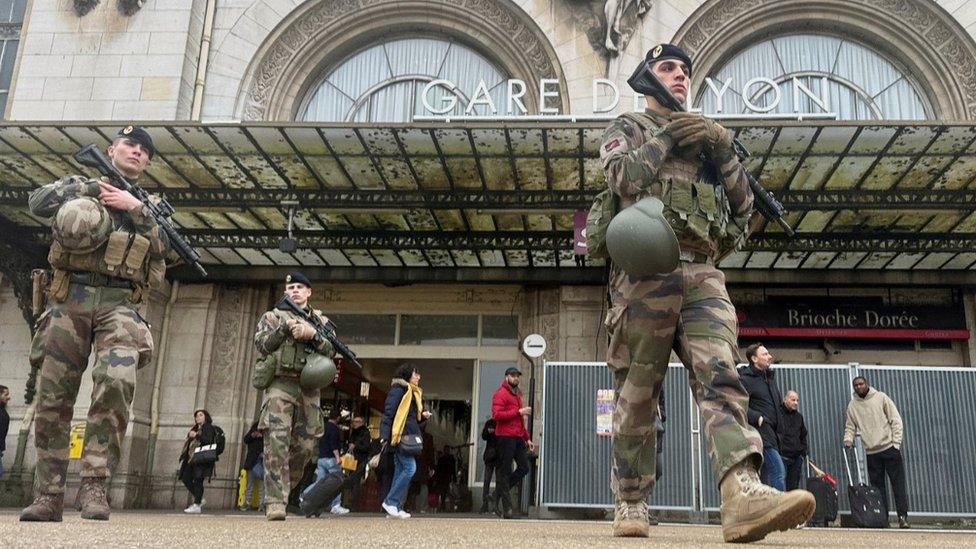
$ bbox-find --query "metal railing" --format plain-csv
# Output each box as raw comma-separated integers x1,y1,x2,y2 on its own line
539,361,976,517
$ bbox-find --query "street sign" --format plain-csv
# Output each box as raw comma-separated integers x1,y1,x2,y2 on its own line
522,333,547,358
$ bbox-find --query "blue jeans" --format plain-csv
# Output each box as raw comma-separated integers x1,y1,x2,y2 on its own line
244,454,264,507
383,450,417,509
302,457,342,509
761,447,786,491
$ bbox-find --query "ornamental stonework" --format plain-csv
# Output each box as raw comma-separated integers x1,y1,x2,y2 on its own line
676,0,976,118
242,0,560,121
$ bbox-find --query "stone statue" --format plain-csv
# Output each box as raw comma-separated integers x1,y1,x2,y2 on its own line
605,0,652,52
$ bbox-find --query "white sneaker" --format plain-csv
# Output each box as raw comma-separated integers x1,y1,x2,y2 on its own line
184,503,202,514
330,505,350,515
381,502,400,518
397,510,411,519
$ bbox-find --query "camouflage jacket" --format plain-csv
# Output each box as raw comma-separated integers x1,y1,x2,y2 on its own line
599,109,754,258
254,307,336,361
28,175,172,260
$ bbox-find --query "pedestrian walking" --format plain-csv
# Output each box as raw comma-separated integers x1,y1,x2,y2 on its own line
179,409,217,514
844,376,910,528
780,390,808,491
301,410,349,515
740,344,786,491
241,421,264,511
480,418,499,514
379,363,431,519
491,366,535,519
0,385,9,479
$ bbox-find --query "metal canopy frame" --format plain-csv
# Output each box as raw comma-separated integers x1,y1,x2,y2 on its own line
1,120,975,280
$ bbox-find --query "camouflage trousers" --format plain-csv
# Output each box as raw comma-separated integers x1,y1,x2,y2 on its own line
31,282,152,495
258,380,323,505
606,261,761,502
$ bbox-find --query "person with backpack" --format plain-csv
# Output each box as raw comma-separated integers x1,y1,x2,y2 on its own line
179,409,218,514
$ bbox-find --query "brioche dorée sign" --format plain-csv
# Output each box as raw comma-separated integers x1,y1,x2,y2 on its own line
737,301,969,340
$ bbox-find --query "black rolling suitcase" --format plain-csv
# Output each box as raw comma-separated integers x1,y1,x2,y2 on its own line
843,446,888,528
805,459,838,527
300,471,347,517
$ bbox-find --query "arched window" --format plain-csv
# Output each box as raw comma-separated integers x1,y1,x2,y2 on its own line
300,37,509,122
697,34,931,120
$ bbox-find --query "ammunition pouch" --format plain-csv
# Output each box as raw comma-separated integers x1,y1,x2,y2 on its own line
48,229,153,287
48,269,70,303
252,354,277,390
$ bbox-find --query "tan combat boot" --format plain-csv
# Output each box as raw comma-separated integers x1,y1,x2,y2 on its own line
720,461,815,543
78,477,111,520
266,502,286,521
612,499,650,537
20,493,64,522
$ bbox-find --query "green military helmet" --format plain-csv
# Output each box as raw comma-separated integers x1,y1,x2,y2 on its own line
52,197,113,253
300,353,337,390
606,196,680,276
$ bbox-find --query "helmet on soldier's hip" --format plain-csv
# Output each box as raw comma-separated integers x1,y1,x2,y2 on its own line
300,353,337,390
52,197,113,253
606,196,680,276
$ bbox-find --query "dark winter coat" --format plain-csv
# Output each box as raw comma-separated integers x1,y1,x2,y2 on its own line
739,364,784,450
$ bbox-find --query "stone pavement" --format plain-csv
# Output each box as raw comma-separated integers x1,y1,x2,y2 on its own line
0,510,974,548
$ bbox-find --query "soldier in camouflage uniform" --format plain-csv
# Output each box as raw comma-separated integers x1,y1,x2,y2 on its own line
601,45,814,542
253,271,334,521
21,126,170,522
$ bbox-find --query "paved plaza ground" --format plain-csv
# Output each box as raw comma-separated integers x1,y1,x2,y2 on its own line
1,510,974,548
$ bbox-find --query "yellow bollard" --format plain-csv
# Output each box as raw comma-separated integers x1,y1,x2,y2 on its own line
237,469,247,509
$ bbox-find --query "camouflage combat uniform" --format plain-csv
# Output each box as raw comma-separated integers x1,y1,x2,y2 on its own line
27,176,170,496
601,109,762,502
253,308,334,507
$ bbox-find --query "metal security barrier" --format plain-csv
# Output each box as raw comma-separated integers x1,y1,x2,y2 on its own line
539,361,976,517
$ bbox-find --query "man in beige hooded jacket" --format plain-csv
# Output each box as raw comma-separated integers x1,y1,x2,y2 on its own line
843,376,909,528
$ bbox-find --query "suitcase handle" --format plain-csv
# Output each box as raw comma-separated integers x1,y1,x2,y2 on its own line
842,438,865,487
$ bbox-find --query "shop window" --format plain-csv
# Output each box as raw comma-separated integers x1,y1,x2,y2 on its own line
300,36,508,122
699,34,930,120
918,339,953,351
0,0,26,116
481,315,518,347
328,314,396,345
400,314,478,346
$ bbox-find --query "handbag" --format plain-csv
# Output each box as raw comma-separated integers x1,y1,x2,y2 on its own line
398,433,423,456
190,443,218,465
341,453,358,471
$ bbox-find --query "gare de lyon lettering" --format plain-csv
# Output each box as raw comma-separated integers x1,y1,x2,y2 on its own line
413,76,838,121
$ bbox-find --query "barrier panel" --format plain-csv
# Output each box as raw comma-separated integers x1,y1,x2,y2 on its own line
539,361,976,517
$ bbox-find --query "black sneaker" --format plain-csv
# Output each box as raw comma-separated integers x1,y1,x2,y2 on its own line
898,516,910,529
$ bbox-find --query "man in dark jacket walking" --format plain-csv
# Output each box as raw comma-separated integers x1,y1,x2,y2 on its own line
740,344,786,491
480,418,499,514
491,367,535,519
779,390,808,491
347,415,371,509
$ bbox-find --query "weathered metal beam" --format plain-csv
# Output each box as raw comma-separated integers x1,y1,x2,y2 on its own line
3,187,976,212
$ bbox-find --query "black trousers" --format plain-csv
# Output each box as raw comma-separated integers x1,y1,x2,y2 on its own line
180,463,206,504
867,447,909,517
494,437,529,508
483,460,498,504
782,455,805,491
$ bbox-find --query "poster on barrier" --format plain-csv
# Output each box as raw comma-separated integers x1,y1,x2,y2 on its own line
596,389,614,436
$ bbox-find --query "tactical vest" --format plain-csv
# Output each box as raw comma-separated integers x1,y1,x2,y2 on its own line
618,111,734,257
47,228,166,302
269,308,326,378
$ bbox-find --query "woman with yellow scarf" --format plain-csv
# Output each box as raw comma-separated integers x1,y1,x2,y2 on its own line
379,363,431,519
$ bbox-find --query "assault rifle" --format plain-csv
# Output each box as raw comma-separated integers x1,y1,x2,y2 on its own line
74,144,208,276
628,63,795,237
276,295,362,369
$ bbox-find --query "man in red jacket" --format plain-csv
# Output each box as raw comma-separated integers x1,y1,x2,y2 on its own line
491,367,536,518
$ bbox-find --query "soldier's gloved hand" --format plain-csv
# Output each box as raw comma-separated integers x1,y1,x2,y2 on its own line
287,318,316,341
670,112,734,164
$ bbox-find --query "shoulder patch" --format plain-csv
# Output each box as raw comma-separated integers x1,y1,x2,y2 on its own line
604,138,621,152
